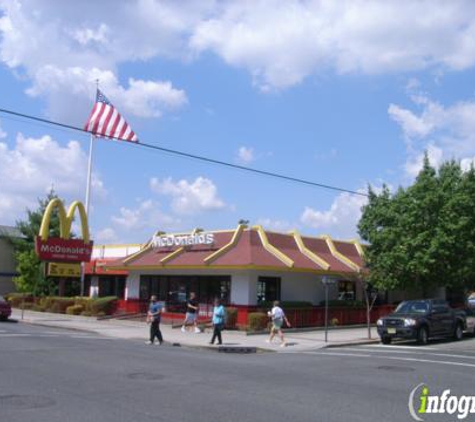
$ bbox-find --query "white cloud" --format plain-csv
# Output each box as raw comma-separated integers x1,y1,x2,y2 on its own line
0,132,106,223
0,1,189,123
191,1,475,90
3,1,475,98
300,191,368,239
150,176,226,215
111,199,181,232
95,228,118,243
389,93,475,177
237,146,255,164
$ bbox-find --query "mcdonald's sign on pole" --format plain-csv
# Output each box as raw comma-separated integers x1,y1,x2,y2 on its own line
35,199,93,263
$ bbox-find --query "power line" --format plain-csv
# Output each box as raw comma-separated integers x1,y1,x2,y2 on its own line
0,107,368,197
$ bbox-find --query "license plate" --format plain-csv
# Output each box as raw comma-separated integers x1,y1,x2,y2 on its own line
387,328,396,334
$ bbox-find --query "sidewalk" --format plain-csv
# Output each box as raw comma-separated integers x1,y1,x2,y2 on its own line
11,309,380,352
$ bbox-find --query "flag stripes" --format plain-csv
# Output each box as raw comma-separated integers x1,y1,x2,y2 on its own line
84,90,138,142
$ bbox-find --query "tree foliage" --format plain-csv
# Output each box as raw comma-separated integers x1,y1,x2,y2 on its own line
358,154,475,295
11,190,63,295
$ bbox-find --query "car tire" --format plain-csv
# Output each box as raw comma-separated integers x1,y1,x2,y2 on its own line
417,326,428,345
453,323,463,341
381,336,392,345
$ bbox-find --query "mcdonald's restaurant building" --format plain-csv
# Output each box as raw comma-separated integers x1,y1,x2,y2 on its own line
89,225,368,323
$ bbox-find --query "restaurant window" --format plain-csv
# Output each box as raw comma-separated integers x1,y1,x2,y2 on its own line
257,277,281,303
99,276,126,299
338,280,356,301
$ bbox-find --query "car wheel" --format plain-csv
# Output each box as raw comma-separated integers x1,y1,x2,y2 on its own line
381,336,392,345
417,326,428,345
453,323,463,341
0,316,7,322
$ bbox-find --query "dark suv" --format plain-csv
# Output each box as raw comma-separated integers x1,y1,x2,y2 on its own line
376,299,466,345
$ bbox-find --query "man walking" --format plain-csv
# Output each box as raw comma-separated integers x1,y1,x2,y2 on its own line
181,292,200,333
146,295,163,345
267,300,291,347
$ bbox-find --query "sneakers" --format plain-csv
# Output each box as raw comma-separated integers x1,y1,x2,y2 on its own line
194,327,201,333
280,342,287,348
181,326,186,333
155,341,163,346
145,341,153,345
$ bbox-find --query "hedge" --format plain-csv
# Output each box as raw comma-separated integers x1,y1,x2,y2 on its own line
66,305,84,315
248,312,269,331
6,293,34,307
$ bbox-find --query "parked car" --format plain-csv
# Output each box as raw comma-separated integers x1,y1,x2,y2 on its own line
376,299,466,345
0,295,12,321
468,292,475,307
464,307,475,336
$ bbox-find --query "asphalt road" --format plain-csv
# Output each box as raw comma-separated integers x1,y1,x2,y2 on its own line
1,320,474,422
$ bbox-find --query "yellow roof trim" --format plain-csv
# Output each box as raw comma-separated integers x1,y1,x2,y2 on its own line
322,235,360,272
204,224,245,265
351,239,365,259
103,264,355,275
290,230,330,270
160,247,185,264
159,228,202,265
123,241,153,264
252,225,294,268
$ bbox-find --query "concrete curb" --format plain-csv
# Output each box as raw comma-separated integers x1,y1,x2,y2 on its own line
322,339,380,348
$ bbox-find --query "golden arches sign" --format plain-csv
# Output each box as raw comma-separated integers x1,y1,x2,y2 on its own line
35,199,93,263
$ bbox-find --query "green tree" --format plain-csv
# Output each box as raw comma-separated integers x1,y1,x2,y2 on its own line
11,190,62,295
358,154,475,297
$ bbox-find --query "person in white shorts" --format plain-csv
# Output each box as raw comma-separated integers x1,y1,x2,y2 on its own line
267,301,291,346
181,292,200,333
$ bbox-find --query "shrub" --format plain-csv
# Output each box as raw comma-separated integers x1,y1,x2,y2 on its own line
225,307,238,329
6,293,34,307
31,304,46,312
66,305,84,315
248,312,269,331
49,298,75,314
87,297,118,316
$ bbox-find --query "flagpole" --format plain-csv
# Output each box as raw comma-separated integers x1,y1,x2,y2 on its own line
80,81,98,297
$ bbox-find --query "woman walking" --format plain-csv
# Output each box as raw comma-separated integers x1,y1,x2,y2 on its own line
209,298,226,345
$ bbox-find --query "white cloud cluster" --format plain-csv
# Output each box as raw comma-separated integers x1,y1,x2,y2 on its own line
191,0,475,90
300,191,368,239
0,132,106,223
150,176,226,215
389,94,475,177
2,0,475,101
111,199,181,232
0,1,189,123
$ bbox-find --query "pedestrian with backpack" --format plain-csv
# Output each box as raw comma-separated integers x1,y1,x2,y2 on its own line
209,298,226,345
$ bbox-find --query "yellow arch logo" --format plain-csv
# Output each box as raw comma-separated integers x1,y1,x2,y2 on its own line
39,199,91,243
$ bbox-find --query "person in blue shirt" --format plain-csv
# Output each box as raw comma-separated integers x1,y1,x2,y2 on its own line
146,295,163,345
209,298,226,345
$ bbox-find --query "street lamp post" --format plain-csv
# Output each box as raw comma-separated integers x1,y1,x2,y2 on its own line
321,276,336,342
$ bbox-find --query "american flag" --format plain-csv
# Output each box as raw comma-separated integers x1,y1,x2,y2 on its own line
84,89,138,142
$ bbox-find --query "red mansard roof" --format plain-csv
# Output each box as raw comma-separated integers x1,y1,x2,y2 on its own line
105,226,365,275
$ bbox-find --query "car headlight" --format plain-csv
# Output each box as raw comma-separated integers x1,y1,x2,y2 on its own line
376,318,383,326
404,318,417,327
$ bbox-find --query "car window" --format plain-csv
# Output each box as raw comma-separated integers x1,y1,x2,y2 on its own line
395,301,429,314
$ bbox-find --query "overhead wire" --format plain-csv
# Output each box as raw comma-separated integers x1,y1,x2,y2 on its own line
0,107,368,197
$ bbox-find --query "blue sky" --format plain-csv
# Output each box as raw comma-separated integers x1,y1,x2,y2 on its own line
1,1,475,244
